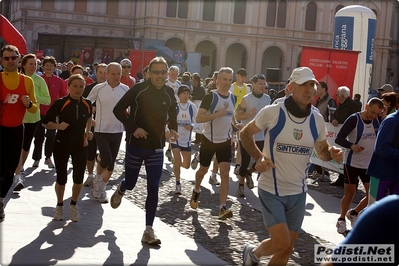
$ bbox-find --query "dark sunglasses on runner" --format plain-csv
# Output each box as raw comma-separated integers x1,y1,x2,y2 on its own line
2,56,19,61
151,70,168,75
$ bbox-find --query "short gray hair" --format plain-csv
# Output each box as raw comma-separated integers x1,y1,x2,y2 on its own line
169,65,179,73
218,67,234,76
337,86,350,98
107,62,122,72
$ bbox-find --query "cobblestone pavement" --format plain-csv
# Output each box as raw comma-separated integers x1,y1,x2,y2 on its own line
108,151,366,265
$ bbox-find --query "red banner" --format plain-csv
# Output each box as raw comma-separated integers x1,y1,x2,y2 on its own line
35,50,45,59
301,46,360,102
81,47,93,64
129,49,156,80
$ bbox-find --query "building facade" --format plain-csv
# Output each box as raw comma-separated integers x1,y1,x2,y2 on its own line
1,0,398,91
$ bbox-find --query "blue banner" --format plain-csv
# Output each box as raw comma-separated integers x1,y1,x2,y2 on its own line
366,19,376,64
333,17,354,50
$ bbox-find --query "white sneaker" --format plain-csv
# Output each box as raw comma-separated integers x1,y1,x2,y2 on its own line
175,184,182,195
69,204,81,222
99,184,108,203
141,228,161,245
336,219,347,234
91,175,102,198
54,206,63,221
346,209,358,227
242,244,260,266
208,174,220,185
83,174,94,187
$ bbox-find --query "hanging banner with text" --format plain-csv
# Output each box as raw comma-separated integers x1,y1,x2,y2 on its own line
301,46,360,103
310,123,344,174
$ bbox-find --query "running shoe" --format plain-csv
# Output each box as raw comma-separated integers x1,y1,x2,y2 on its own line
190,190,200,209
69,204,80,222
110,183,125,209
208,174,220,185
236,185,245,197
175,184,182,195
141,228,161,245
218,206,233,220
91,175,102,198
32,160,39,168
346,209,358,227
13,174,25,193
336,219,347,234
234,164,240,175
44,158,55,168
83,174,94,187
190,152,199,170
242,244,260,266
245,172,254,189
99,185,108,203
54,206,63,221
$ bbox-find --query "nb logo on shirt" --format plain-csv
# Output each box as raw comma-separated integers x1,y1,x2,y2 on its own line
3,93,19,104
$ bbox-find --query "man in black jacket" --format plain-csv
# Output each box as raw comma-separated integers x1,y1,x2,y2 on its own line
111,56,178,245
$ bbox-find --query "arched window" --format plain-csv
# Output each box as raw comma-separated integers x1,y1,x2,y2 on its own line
276,0,287,28
234,0,246,24
305,2,317,31
335,5,344,14
203,0,215,21
266,0,276,27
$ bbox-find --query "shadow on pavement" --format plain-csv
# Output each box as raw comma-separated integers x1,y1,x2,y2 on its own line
7,197,123,266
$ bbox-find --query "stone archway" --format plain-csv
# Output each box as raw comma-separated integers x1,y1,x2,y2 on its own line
225,43,247,75
165,37,186,53
261,46,284,83
195,40,217,78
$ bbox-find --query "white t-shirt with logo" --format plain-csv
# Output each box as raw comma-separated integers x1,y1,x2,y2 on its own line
254,101,326,196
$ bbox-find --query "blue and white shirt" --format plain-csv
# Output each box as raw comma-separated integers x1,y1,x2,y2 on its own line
200,90,236,143
336,113,380,169
172,101,198,148
254,101,326,196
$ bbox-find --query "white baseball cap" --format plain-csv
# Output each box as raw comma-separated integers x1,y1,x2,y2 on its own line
289,67,318,85
120,58,132,66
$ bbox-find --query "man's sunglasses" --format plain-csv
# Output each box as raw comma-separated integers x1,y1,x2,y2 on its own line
151,70,168,75
2,56,19,61
122,66,131,69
